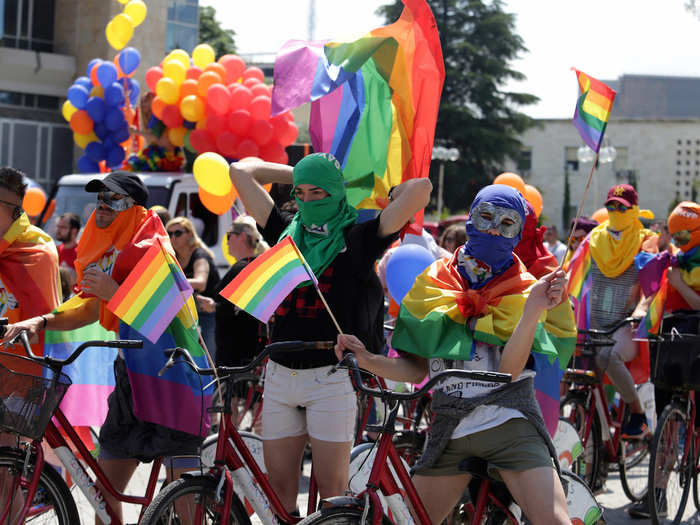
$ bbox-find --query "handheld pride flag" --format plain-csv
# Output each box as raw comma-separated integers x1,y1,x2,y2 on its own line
219,236,316,323
106,238,193,343
572,69,616,153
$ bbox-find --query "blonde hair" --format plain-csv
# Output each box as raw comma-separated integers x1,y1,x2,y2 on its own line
232,215,269,255
166,216,215,260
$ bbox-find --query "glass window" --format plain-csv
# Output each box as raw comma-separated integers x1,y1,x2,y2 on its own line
4,0,17,36
19,0,27,36
12,122,38,177
0,122,9,163
168,22,197,53
167,0,176,21
0,90,22,105
36,94,58,109
176,3,197,22
32,0,54,42
50,125,73,181
517,149,531,172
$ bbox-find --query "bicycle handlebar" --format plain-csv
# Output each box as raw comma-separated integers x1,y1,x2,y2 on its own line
577,316,641,339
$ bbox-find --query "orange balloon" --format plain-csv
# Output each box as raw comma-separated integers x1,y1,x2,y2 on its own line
22,187,47,216
203,63,226,83
493,172,526,195
197,71,222,98
43,198,56,223
523,184,543,218
70,110,94,134
151,96,167,119
199,186,235,215
180,79,198,99
591,208,609,224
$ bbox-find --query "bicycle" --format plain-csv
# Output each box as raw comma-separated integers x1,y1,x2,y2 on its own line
141,340,337,525
560,316,652,502
0,329,166,525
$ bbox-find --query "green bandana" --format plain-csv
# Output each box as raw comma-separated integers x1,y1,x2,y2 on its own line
280,153,358,283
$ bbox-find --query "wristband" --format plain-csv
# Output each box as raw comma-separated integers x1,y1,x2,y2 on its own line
40,315,47,331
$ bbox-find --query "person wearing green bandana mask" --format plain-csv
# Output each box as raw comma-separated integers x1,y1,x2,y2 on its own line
229,153,432,513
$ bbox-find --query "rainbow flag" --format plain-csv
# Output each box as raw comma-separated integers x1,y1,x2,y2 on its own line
106,239,192,343
572,69,616,153
271,0,444,209
219,237,315,323
567,239,593,330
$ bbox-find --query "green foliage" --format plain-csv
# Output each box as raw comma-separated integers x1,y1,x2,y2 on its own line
199,6,236,57
377,0,539,212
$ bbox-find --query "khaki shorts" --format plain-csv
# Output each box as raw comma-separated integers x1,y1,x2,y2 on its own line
416,418,553,478
261,360,357,442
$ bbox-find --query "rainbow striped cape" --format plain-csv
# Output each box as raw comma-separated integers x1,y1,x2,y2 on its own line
271,0,444,209
393,254,576,435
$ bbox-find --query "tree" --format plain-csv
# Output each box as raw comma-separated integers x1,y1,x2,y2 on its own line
199,6,236,57
377,0,539,213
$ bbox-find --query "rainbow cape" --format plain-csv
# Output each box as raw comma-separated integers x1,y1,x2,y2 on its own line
271,0,444,209
572,69,616,153
0,213,61,376
392,255,576,435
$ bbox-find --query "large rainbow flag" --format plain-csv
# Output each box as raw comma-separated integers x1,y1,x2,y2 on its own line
219,236,316,323
572,69,616,153
392,254,577,435
271,0,444,210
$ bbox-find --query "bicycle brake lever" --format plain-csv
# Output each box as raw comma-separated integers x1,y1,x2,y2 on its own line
157,355,176,377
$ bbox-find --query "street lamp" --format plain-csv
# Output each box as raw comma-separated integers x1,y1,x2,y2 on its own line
576,139,616,209
432,146,459,218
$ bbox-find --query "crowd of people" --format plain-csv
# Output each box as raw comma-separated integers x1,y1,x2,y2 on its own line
1,156,698,523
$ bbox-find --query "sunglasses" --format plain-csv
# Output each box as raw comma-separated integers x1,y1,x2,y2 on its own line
571,233,587,243
168,229,186,238
0,199,22,221
97,191,134,212
672,229,696,246
605,202,629,213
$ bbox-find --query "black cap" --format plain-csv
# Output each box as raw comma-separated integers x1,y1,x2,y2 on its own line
85,171,148,206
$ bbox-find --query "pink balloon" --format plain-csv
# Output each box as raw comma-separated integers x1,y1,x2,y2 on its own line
249,119,274,146
237,139,259,159
230,85,253,111
250,83,270,98
242,66,265,83
145,67,163,93
206,113,228,135
249,95,271,120
207,83,231,115
228,109,251,136
219,55,246,84
216,131,240,158
243,77,261,89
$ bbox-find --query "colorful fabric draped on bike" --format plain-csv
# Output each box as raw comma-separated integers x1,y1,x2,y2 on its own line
67,209,211,437
392,251,576,435
0,212,61,376
271,0,444,210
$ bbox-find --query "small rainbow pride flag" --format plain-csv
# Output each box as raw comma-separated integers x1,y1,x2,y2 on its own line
572,69,616,153
107,239,193,343
219,237,316,323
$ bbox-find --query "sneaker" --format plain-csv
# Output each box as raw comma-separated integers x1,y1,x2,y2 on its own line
622,413,650,439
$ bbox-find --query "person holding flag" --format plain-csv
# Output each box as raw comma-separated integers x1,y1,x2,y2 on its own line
2,172,205,524
228,153,431,514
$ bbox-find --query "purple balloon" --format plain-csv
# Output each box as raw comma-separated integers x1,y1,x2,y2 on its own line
77,155,100,173
85,96,106,122
96,62,118,88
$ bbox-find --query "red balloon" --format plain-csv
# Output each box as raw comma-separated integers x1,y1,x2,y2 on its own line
189,129,216,153
206,113,228,135
278,121,298,146
216,131,240,158
243,77,261,89
230,85,253,111
161,104,184,128
271,115,290,139
186,66,203,80
207,83,231,115
145,66,163,93
259,141,288,164
204,63,226,83
249,119,273,146
250,83,270,98
218,55,246,84
242,66,265,83
227,109,251,136
283,111,295,122
236,139,259,159
249,95,271,120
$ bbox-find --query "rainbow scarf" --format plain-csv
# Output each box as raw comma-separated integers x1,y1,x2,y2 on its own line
271,0,444,210
393,253,576,435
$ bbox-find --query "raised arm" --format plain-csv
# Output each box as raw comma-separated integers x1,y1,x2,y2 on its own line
378,178,433,238
229,160,294,228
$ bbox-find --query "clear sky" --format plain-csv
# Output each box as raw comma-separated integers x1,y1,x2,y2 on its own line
202,0,700,118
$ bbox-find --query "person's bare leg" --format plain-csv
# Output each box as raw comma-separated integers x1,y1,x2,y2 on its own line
308,437,353,501
410,473,471,524
95,457,139,525
499,466,569,525
263,434,307,512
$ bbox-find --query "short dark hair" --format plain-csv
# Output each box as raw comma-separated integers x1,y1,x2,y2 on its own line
60,212,81,232
0,167,27,199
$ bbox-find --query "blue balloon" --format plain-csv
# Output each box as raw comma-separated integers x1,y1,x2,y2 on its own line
385,244,435,304
93,122,109,141
104,107,125,131
67,84,89,110
77,155,100,173
118,47,141,76
102,137,117,152
106,146,125,168
96,62,118,88
112,124,130,144
74,76,93,90
86,58,102,77
85,141,107,163
85,96,106,122
126,78,140,105
104,82,125,107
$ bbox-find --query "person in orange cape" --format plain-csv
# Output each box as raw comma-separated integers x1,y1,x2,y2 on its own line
3,172,201,524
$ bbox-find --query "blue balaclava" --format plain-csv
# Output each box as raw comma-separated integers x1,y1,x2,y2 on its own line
458,184,527,289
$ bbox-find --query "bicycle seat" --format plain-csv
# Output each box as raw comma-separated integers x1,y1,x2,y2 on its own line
562,368,598,385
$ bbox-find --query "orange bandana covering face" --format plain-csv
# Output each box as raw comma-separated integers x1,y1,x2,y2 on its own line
668,201,700,252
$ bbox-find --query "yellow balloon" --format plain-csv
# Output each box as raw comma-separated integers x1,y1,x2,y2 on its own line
163,60,186,85
193,152,232,196
155,77,180,105
89,85,104,98
167,49,191,70
62,100,77,122
74,132,97,149
105,21,126,51
168,126,187,147
179,95,205,122
111,13,134,46
124,0,147,27
221,232,236,265
192,44,216,69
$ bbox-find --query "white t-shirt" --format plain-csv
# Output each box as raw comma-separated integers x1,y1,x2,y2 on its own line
545,240,568,264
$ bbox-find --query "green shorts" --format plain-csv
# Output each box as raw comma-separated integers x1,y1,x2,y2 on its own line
416,418,554,478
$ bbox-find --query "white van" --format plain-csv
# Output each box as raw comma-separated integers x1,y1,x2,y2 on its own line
44,172,235,270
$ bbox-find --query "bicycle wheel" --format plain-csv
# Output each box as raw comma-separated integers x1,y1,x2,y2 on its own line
648,404,692,525
560,392,603,490
141,474,250,524
298,506,392,525
619,435,651,502
0,446,80,524
231,373,263,431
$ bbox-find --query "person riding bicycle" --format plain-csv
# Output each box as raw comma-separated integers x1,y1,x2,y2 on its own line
567,184,659,439
337,185,574,525
2,172,206,525
228,153,430,514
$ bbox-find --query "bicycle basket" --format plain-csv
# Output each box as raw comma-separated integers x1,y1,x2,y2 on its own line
652,332,700,391
0,362,72,439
